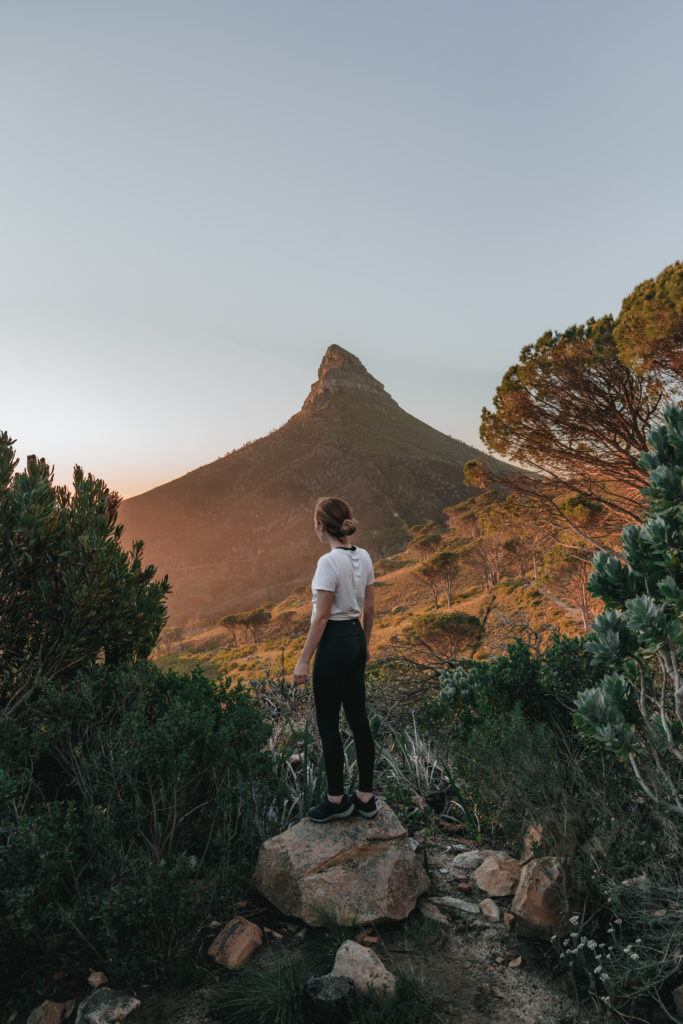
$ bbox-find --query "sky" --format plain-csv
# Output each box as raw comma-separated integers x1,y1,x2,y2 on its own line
2,0,682,498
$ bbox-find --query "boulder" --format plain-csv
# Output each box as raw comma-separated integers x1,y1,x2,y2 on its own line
208,915,263,969
252,802,429,926
511,857,565,939
74,990,140,1024
332,940,396,1000
474,854,521,897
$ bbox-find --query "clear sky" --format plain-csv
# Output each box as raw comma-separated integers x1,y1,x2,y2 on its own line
2,0,682,498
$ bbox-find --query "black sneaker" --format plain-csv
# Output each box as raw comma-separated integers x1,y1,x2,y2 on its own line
308,794,354,822
351,793,378,818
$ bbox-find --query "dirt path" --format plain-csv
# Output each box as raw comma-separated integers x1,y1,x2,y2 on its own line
130,829,597,1024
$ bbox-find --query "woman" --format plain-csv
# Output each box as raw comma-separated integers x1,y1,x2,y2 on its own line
293,496,377,822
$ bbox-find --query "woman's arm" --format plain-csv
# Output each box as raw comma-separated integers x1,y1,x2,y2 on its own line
362,583,375,663
292,589,335,685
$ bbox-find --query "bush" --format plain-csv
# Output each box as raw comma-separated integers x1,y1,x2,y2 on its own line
576,403,683,817
0,662,278,986
0,434,169,717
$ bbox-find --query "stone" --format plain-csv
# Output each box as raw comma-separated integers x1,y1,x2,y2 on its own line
208,915,263,969
479,898,501,923
252,802,429,926
508,955,523,968
503,912,515,929
416,897,449,925
74,990,140,1024
26,1001,74,1024
304,974,353,1023
523,824,544,859
87,972,109,988
332,940,396,1000
452,849,498,871
429,896,480,915
474,854,522,897
511,858,566,939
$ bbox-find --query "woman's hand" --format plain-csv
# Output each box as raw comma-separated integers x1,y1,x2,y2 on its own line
293,658,310,686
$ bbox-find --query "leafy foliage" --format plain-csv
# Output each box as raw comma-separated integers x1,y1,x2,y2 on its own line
0,433,170,716
0,662,277,985
575,404,683,816
478,268,683,553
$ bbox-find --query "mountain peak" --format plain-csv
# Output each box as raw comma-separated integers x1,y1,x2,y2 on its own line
302,345,389,411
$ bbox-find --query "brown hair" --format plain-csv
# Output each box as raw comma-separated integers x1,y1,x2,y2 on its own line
315,496,357,539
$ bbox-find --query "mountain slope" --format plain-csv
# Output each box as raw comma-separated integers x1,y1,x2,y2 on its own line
120,346,510,623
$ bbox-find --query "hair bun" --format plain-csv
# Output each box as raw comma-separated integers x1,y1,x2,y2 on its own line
339,518,357,536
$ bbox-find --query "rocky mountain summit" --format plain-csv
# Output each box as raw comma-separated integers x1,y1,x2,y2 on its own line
302,345,390,410
120,346,510,624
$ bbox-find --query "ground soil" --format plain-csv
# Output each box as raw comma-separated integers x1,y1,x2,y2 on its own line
99,830,599,1024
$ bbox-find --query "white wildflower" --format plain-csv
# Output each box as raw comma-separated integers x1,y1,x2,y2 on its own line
587,940,597,951
569,914,580,926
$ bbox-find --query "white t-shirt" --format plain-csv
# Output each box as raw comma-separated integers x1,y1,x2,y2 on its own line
311,545,374,621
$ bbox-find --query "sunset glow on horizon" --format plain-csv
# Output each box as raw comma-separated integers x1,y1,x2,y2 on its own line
2,0,682,499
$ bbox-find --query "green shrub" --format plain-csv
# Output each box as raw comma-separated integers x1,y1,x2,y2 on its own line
0,434,169,718
0,662,277,986
575,403,683,818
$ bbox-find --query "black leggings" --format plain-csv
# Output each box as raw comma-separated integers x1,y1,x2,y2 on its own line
312,618,375,796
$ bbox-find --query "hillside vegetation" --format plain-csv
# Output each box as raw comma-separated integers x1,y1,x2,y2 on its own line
2,262,682,1022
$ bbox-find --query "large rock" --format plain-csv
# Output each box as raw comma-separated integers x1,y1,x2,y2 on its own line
474,853,521,897
511,857,566,939
252,803,429,926
332,940,396,1000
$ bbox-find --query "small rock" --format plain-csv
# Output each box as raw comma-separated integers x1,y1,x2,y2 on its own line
474,854,521,897
479,898,501,923
508,955,523,968
453,850,489,870
430,896,480,915
416,897,449,926
208,916,263,969
75,990,140,1024
304,973,353,1012
511,858,566,939
27,1001,73,1024
332,940,396,1001
457,882,472,893
503,912,515,930
439,868,448,874
87,972,108,989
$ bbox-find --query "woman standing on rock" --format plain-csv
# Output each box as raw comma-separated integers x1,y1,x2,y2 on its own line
293,496,377,822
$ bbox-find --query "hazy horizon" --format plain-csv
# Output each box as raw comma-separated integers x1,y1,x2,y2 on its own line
2,1,682,498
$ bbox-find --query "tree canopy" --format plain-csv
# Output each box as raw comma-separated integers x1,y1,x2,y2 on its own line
0,433,170,716
479,265,683,545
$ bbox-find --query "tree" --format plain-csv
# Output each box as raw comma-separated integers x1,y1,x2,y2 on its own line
0,434,170,717
480,316,673,531
575,405,683,816
402,611,483,668
614,260,683,374
428,551,460,607
408,533,443,562
413,561,442,610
